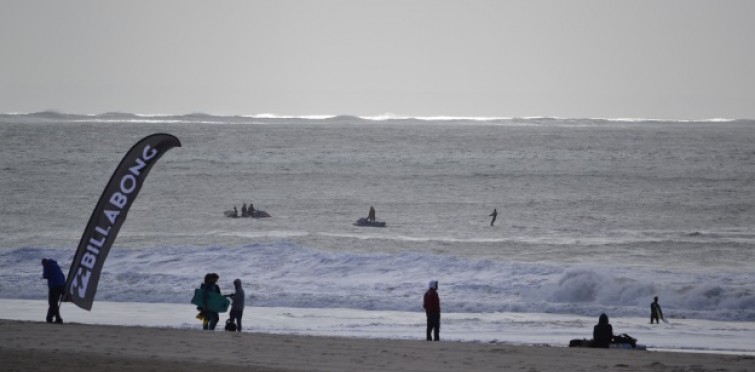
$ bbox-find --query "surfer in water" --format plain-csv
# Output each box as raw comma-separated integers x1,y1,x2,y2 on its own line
489,208,497,226
650,296,664,324
367,206,376,222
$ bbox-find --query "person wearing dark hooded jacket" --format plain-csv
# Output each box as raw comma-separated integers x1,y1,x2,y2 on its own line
42,258,66,323
423,280,441,341
227,279,245,332
593,313,614,348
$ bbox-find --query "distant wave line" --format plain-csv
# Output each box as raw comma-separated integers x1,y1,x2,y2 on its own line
0,110,747,123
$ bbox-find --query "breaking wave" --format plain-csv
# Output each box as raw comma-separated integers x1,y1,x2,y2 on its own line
3,243,752,321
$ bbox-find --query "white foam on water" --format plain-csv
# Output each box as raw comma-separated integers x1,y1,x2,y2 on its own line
1,299,752,355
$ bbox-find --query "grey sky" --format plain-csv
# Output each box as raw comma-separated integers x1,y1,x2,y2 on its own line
1,0,753,119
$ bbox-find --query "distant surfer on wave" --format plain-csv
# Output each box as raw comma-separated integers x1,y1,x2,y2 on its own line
367,206,376,222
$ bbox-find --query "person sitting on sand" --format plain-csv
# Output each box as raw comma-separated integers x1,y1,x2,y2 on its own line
423,280,441,341
592,313,614,348
368,206,376,222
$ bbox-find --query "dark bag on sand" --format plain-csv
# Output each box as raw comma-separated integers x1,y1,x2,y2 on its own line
612,333,637,347
224,318,237,332
569,338,592,347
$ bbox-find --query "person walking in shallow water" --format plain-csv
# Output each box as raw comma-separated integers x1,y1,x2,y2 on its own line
650,296,664,324
489,208,497,226
41,258,65,323
423,280,441,341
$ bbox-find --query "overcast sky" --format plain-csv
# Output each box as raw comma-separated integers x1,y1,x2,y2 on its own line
1,0,753,119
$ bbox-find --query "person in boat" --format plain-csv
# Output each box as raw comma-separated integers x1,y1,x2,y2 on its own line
241,203,248,217
233,206,238,218
367,206,376,222
248,203,255,217
592,313,614,348
650,296,664,324
489,208,497,226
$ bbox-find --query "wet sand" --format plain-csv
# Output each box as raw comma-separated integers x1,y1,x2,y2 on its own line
2,319,752,372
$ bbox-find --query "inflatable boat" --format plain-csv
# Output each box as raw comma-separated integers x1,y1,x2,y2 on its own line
354,217,386,227
224,210,272,218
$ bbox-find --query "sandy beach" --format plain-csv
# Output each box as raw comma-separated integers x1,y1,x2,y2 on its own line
2,319,753,372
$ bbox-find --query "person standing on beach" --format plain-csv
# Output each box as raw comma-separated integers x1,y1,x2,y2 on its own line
201,273,221,330
367,206,376,222
650,296,664,324
227,279,245,332
423,280,441,341
41,258,65,323
489,208,497,226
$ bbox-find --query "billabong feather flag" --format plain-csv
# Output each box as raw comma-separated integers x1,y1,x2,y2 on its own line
63,133,181,310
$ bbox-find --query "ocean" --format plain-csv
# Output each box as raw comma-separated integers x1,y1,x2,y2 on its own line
1,112,753,352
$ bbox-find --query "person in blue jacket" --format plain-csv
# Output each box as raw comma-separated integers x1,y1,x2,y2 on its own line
41,258,65,323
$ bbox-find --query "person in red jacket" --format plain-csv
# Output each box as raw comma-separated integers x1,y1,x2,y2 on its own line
423,280,441,341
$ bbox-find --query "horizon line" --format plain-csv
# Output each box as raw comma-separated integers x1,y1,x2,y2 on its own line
0,110,750,123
